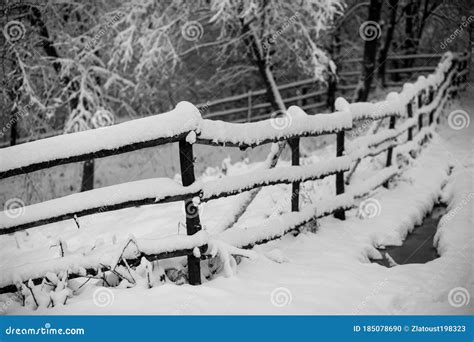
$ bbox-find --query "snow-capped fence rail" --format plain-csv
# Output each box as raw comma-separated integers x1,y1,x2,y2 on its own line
0,52,469,294
0,53,444,148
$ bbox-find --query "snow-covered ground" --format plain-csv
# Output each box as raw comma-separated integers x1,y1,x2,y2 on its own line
0,84,472,315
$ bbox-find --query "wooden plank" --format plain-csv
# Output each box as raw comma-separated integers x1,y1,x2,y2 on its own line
386,66,436,74
204,90,327,120
195,125,347,149
1,160,350,235
0,133,188,180
239,199,354,250
202,161,350,202
0,192,198,235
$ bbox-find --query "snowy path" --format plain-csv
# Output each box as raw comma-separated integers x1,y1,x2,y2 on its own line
1,87,473,315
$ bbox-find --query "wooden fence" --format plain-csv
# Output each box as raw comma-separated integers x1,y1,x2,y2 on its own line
0,53,443,148
0,51,469,294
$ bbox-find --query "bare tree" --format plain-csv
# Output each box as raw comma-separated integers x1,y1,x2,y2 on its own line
106,0,343,228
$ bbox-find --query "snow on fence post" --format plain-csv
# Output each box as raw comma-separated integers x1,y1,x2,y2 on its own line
178,138,202,285
290,138,300,212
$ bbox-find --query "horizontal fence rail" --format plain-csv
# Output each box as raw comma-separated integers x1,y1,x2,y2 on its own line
0,53,444,148
0,103,201,179
0,51,469,294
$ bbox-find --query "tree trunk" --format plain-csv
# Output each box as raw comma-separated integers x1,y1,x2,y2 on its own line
10,111,17,146
354,0,383,102
7,90,20,147
402,0,419,68
326,27,339,111
326,72,337,111
378,0,399,86
9,116,17,146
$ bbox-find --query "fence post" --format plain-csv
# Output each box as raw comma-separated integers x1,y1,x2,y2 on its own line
247,90,253,122
289,138,300,212
178,139,202,285
334,130,345,220
417,90,424,131
383,115,397,188
417,90,423,109
428,86,435,125
407,100,414,141
289,90,305,212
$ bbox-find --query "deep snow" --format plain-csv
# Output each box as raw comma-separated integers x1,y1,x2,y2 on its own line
0,82,472,315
